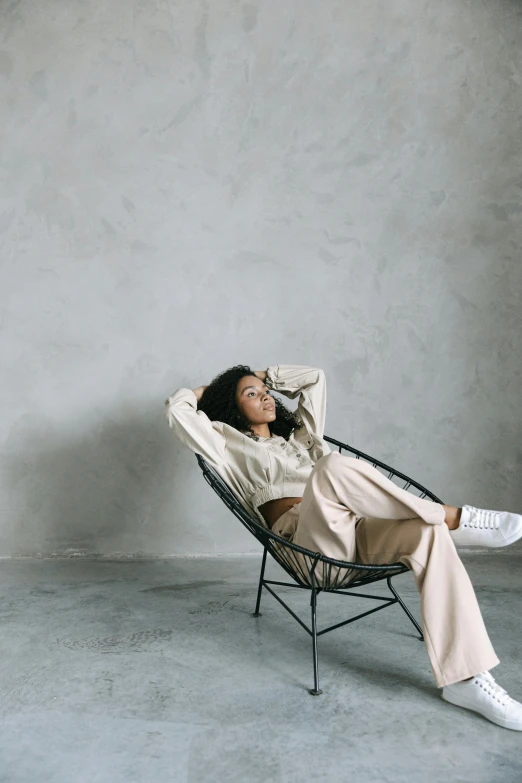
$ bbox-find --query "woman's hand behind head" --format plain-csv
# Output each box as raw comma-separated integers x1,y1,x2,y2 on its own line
192,385,209,402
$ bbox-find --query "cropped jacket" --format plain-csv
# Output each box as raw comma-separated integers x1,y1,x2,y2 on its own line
164,365,331,524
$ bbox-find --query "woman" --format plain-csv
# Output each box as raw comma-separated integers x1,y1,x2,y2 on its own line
165,363,522,730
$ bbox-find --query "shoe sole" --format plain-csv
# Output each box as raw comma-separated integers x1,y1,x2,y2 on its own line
454,528,522,548
442,690,522,731
501,528,522,547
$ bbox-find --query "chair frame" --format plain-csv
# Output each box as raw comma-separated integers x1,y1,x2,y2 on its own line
196,435,443,695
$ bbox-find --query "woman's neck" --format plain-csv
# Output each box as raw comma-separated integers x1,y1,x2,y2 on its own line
250,423,272,439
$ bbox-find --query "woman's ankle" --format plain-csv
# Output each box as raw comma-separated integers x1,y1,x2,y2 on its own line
443,505,462,530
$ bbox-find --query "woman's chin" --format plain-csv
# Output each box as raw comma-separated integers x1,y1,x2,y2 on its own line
259,416,276,426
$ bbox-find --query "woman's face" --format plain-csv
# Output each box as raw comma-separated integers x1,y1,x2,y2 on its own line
235,375,276,426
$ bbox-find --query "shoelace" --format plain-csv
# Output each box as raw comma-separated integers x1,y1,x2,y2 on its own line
475,672,513,706
466,507,500,531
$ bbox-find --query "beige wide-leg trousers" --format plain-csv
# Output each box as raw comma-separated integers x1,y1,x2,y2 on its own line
273,452,500,688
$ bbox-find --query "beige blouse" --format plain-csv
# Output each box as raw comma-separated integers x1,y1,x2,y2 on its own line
164,364,331,524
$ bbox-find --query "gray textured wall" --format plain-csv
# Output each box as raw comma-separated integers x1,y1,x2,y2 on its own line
1,0,521,557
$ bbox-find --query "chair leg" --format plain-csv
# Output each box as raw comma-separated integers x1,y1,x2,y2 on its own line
387,577,424,641
252,547,268,617
309,587,323,695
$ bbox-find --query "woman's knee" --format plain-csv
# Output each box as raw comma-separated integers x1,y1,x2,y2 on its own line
315,454,379,492
315,452,361,475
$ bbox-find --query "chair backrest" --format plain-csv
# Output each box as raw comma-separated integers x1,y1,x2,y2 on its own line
195,431,440,589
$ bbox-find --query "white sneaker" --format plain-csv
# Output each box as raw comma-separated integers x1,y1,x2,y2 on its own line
442,671,522,730
450,505,522,548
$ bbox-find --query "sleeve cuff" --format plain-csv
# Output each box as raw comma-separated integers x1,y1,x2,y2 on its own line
266,365,280,389
164,387,198,409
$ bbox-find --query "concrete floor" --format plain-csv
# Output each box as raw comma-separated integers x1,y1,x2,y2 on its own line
0,553,521,783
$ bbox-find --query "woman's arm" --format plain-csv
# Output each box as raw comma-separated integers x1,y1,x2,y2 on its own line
258,365,327,439
164,386,225,465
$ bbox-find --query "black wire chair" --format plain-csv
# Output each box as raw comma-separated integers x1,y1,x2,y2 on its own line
196,435,443,695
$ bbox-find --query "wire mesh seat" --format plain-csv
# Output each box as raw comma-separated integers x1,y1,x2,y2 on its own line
196,435,443,695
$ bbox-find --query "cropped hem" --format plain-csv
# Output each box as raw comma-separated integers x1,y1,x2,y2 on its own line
252,482,306,512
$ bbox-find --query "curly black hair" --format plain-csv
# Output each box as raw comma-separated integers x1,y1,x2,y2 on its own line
197,364,303,441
